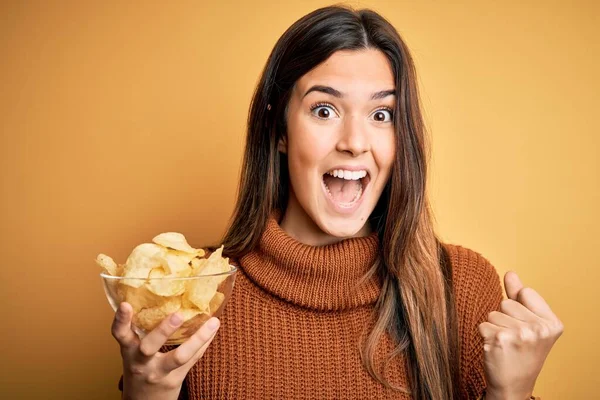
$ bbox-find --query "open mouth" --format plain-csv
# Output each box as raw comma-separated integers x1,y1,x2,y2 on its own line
321,168,371,209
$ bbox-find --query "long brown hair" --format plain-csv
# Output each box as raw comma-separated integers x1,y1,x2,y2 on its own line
221,5,460,399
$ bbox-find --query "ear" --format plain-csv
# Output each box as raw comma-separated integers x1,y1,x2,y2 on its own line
278,135,288,154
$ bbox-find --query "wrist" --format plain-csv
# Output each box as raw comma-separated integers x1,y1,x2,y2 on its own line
122,384,182,400
123,391,181,400
122,372,184,400
484,388,536,400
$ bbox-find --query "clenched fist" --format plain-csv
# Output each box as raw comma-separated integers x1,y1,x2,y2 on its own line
478,271,563,400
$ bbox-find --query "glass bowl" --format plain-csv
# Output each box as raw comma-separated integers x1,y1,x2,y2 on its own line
100,266,237,344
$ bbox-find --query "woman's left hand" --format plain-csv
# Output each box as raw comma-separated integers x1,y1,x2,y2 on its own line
478,271,564,400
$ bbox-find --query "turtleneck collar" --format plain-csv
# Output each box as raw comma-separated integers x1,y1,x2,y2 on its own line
239,210,382,311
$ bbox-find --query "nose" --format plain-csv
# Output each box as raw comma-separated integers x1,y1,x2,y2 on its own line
336,115,370,157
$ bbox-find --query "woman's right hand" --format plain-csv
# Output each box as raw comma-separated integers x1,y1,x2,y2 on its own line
112,302,220,400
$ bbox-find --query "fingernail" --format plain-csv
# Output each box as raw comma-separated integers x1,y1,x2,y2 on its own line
206,318,220,331
170,313,182,326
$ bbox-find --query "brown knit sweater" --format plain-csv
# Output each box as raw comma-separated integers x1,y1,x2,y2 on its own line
173,213,504,399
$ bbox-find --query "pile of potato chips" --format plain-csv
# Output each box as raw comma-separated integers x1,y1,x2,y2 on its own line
97,232,232,336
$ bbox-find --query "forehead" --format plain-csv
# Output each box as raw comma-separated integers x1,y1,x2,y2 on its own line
295,49,395,96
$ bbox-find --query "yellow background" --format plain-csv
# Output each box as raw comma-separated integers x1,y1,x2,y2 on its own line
1,1,597,398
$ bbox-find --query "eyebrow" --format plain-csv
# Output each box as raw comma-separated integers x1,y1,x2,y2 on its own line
302,85,396,100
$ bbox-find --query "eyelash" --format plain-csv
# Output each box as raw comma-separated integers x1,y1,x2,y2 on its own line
309,102,394,122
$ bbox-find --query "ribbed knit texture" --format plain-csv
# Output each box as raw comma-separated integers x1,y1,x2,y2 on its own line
181,213,504,399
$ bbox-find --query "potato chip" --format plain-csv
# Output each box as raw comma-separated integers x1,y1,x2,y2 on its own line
122,243,167,287
182,291,224,319
123,285,164,313
190,257,207,272
115,280,128,301
168,249,197,263
162,252,193,276
152,232,205,256
192,246,230,278
209,291,225,314
208,245,225,261
96,254,118,276
133,296,181,331
99,233,234,342
196,247,230,281
145,267,186,297
185,246,231,311
177,307,203,321
178,312,211,335
181,294,198,309
184,279,217,313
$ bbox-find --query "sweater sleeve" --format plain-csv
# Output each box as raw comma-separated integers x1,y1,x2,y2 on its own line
445,244,504,399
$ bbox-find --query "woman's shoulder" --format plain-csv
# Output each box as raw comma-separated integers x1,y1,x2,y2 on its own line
441,242,504,308
442,243,500,281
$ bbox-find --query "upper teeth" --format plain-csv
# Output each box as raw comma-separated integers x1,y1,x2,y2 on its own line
326,169,367,180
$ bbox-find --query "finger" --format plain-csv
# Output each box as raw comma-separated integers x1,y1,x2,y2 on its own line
178,329,218,370
499,299,540,322
161,317,220,372
504,271,524,301
516,286,557,321
161,330,219,383
137,312,184,358
111,302,139,349
487,310,527,329
477,321,503,349
479,322,527,353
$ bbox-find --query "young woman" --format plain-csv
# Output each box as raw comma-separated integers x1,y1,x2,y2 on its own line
111,6,563,400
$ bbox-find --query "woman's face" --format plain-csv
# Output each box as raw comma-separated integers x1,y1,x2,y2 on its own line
280,49,396,245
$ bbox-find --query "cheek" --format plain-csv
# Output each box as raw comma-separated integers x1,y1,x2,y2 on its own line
285,134,319,193
287,124,333,172
373,134,396,179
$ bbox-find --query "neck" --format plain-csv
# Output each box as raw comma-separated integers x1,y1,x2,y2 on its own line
280,190,372,246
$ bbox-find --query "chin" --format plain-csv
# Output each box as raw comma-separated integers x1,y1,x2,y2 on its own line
314,210,371,239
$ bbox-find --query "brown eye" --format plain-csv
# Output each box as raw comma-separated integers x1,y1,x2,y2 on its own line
310,103,337,120
318,108,331,118
372,109,393,122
